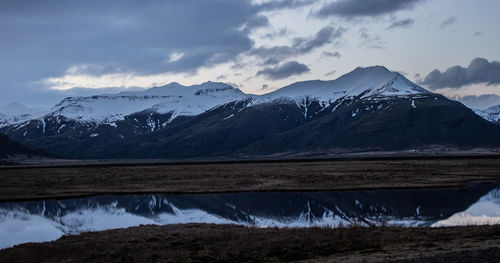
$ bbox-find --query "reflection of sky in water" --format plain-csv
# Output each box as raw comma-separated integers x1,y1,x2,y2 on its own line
0,212,63,250
433,189,500,227
1,185,500,250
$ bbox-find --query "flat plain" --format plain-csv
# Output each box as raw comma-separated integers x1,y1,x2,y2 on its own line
1,156,500,262
1,156,500,201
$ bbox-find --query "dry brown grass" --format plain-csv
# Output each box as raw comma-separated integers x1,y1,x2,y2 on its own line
1,157,500,201
1,224,500,262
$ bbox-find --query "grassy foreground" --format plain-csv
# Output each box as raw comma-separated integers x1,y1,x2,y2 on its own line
2,156,500,201
1,224,500,262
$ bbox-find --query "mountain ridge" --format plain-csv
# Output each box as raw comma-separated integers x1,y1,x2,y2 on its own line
1,65,500,159
0,66,426,128
474,105,500,125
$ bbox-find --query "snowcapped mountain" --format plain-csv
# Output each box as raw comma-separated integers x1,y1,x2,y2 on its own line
0,66,427,128
1,81,248,127
0,103,48,128
1,66,500,159
261,66,428,103
0,103,46,117
474,105,500,125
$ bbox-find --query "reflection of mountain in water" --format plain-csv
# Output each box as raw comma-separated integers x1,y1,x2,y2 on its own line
433,188,500,226
1,183,499,249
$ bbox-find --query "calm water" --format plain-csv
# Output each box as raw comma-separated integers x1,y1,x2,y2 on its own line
1,183,500,249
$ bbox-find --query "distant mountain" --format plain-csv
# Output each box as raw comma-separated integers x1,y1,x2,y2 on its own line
1,66,500,159
0,103,46,117
0,133,48,159
474,105,500,125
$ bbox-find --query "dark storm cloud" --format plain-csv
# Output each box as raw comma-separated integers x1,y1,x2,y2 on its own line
317,0,424,18
421,58,500,89
387,18,414,30
256,61,310,80
0,0,316,106
251,26,345,64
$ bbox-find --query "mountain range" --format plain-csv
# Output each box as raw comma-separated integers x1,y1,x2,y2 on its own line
1,66,500,159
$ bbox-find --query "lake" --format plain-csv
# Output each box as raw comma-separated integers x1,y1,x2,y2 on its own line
1,182,499,249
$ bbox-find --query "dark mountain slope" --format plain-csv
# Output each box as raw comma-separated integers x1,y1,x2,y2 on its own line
0,133,48,158
89,93,500,159
92,99,327,159
242,94,500,156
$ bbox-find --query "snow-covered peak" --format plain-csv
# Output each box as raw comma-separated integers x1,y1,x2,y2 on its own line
28,82,249,125
0,66,432,128
260,66,429,104
0,103,49,127
116,81,242,97
474,105,500,124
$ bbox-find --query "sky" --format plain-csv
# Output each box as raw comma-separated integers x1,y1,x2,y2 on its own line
1,0,500,109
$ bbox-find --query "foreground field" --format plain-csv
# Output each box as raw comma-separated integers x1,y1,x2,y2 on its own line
1,224,499,262
1,156,500,201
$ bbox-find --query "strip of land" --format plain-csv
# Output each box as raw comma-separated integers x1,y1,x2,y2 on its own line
1,224,499,262
2,156,500,201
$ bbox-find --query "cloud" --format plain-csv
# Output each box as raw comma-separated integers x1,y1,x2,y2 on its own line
262,28,290,40
440,16,457,28
256,61,310,80
359,28,386,49
257,0,315,11
1,0,317,106
387,18,414,30
251,26,345,64
241,15,270,33
322,51,341,58
325,70,336,77
421,58,500,89
317,0,424,18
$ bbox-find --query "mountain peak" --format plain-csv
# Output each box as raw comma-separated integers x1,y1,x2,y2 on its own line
346,65,395,79
160,82,185,89
266,65,427,103
354,65,391,73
